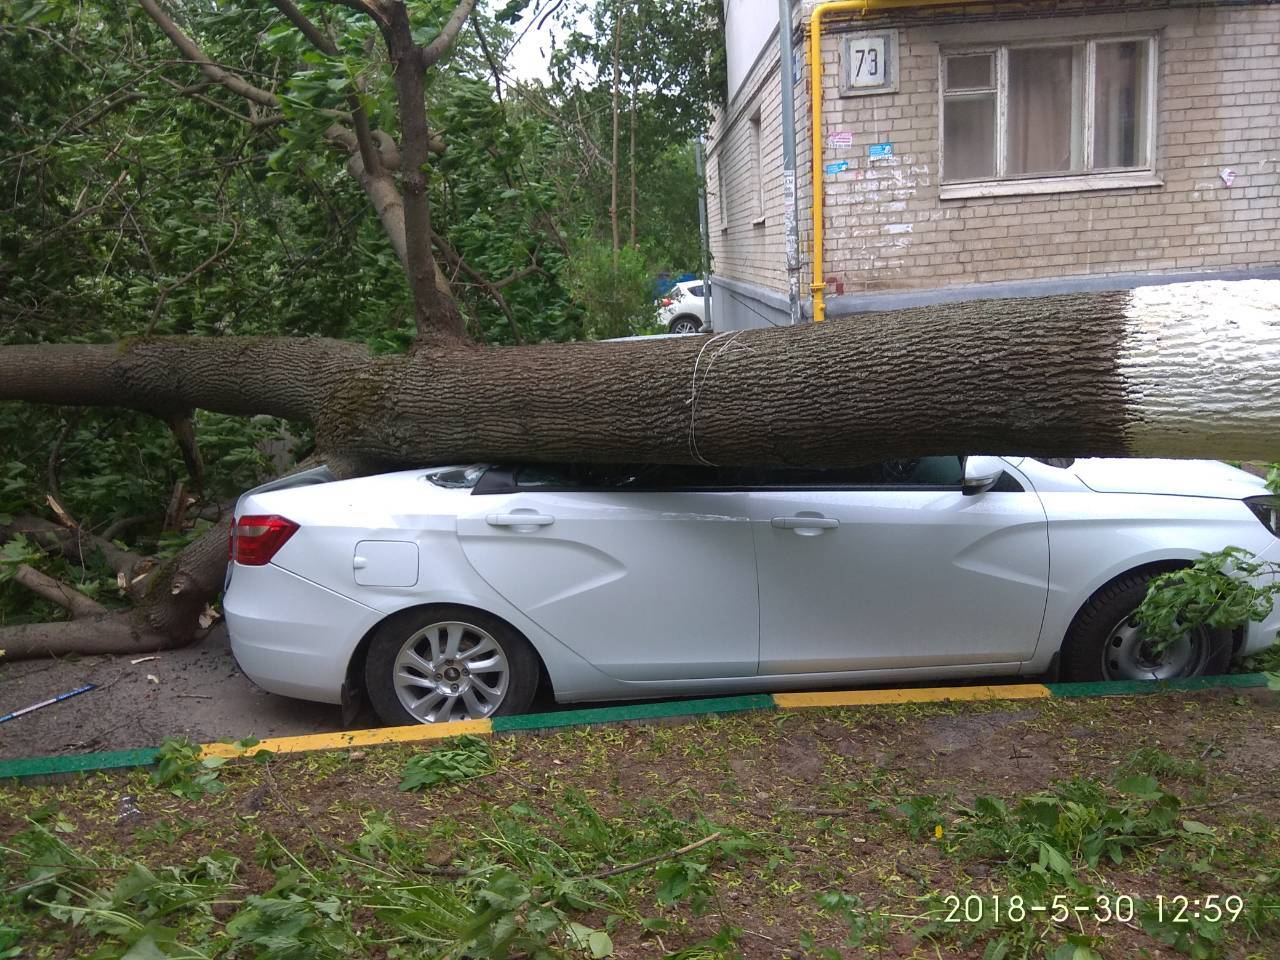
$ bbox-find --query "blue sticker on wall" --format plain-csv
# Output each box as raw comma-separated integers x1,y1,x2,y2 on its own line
824,160,850,175
868,142,894,159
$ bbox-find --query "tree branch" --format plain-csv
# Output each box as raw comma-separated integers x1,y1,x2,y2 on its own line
2,516,147,587
381,2,463,339
320,0,386,24
270,0,340,54
10,565,107,619
587,832,722,880
0,613,177,659
46,413,80,509
0,337,366,421
431,230,525,344
164,412,205,494
136,0,279,109
421,0,479,68
473,18,502,104
147,218,242,333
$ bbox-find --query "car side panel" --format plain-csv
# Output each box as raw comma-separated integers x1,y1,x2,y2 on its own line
1029,491,1276,673
226,562,383,703
227,474,623,703
455,490,760,681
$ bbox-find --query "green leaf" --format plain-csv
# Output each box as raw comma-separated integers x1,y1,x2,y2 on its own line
1036,841,1074,880
655,862,690,904
1115,775,1163,800
399,735,495,791
112,863,159,901
120,935,169,960
1181,819,1215,835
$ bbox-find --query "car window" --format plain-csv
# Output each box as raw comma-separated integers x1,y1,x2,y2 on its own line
746,456,965,487
513,463,727,490
500,457,965,493
685,284,705,298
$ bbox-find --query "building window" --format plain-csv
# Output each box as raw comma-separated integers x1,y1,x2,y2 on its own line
941,37,1154,188
716,154,727,229
749,108,764,222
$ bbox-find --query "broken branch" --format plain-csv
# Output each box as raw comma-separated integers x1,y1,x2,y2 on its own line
10,564,108,618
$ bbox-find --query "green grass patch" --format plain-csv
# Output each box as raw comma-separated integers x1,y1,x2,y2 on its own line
1,691,1277,959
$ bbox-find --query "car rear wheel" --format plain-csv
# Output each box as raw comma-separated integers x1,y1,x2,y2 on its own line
668,315,702,334
365,606,539,725
1060,572,1232,683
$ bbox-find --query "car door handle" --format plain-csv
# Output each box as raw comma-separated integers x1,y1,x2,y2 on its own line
771,516,839,530
486,513,555,527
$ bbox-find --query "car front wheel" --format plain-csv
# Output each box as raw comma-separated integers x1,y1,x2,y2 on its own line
668,315,702,334
364,606,539,725
1060,572,1232,683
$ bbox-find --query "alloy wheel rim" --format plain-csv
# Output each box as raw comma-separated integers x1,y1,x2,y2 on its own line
672,319,698,333
393,620,510,723
1101,614,1208,682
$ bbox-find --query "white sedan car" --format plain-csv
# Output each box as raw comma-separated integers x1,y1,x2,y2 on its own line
224,456,1280,726
657,280,708,334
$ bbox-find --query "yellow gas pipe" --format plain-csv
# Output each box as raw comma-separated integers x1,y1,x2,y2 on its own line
807,0,994,322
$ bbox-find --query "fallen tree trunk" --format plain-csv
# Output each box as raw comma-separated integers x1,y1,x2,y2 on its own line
5,281,1280,467
3,278,1278,659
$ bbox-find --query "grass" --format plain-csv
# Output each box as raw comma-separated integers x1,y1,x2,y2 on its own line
1,689,1278,959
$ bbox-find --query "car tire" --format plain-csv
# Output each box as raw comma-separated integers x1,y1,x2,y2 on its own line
364,606,540,726
1059,571,1232,683
668,315,702,334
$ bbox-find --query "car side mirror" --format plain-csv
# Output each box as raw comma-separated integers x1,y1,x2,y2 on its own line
962,456,1006,496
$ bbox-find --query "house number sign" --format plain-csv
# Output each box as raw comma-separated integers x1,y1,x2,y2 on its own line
841,31,898,96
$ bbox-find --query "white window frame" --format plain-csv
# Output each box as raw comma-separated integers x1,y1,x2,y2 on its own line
939,34,1160,200
716,153,728,231
748,107,765,224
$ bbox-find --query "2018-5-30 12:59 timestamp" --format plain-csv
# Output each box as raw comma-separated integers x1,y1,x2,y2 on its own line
940,893,1249,925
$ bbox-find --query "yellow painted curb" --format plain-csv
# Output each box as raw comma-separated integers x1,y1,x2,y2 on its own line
200,718,491,759
772,683,1052,709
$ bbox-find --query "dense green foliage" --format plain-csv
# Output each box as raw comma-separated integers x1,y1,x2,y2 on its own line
0,0,722,625
2,742,754,959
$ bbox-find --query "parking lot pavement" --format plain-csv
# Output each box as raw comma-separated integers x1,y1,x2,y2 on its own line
0,625,345,760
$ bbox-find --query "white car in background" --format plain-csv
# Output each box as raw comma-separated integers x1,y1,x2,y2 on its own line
657,280,709,334
224,456,1280,726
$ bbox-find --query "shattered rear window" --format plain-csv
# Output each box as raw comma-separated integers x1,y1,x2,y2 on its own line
426,465,488,488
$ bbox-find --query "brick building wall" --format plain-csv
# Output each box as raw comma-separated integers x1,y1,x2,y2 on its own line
707,1,1280,326
706,36,793,316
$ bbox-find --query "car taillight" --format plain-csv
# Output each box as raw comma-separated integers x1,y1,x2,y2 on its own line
233,514,299,565
661,298,673,306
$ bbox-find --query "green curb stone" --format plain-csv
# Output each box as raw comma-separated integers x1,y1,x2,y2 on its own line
0,747,160,781
1046,672,1268,699
490,693,776,732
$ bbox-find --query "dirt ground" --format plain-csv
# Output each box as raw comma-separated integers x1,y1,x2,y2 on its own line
2,688,1278,958
0,625,346,759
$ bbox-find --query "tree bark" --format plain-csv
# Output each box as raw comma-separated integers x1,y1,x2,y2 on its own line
609,2,623,264
5,282,1280,468
629,83,638,247
628,4,644,248
11,565,107,618
382,2,465,340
